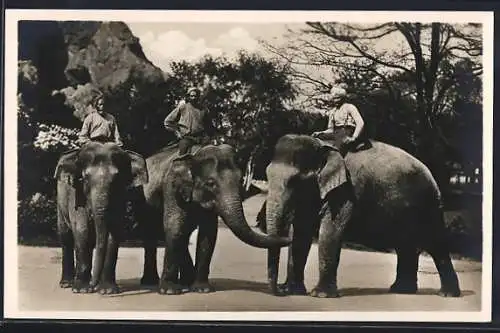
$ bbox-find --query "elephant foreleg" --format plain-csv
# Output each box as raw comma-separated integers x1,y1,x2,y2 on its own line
95,230,121,294
280,224,313,295
159,210,186,295
72,218,94,293
178,236,195,292
310,191,353,298
267,247,281,296
140,208,160,287
192,214,218,293
57,217,75,288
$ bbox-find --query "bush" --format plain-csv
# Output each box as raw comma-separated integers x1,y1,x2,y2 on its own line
444,210,482,260
18,193,58,245
33,123,80,152
17,191,144,246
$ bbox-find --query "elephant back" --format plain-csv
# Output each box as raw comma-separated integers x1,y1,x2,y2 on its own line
142,143,204,205
344,140,442,209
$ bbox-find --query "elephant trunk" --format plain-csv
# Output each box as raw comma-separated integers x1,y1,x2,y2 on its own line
265,192,290,237
217,194,291,249
89,191,111,288
265,184,292,290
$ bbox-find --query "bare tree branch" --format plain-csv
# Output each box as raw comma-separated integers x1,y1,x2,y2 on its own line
305,22,414,73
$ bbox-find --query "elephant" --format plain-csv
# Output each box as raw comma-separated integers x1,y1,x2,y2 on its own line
54,141,148,294
138,143,292,295
261,134,461,298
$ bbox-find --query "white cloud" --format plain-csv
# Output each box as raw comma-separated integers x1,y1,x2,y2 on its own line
213,27,259,55
136,27,261,73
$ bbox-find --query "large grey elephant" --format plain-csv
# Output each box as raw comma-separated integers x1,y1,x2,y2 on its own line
54,141,148,294
262,134,461,298
138,143,291,295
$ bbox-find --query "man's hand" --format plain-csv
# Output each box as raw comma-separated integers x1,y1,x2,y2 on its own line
76,137,89,145
165,124,182,139
343,136,355,145
311,131,324,138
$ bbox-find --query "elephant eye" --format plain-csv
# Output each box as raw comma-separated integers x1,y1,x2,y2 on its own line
205,179,217,187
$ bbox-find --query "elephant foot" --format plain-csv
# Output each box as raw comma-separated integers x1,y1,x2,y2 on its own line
71,280,94,294
268,283,287,297
278,282,308,296
309,285,341,298
158,281,187,295
59,279,73,288
191,281,215,293
96,282,121,295
389,281,417,294
438,287,461,298
140,274,160,287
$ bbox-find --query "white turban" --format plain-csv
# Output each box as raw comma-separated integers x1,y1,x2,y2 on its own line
187,87,200,94
330,86,347,98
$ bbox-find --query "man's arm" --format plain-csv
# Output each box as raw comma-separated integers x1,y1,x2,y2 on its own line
78,114,92,142
164,103,182,129
112,117,124,147
346,104,365,140
312,110,335,137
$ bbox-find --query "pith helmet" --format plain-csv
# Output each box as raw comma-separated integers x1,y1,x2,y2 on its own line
330,86,347,98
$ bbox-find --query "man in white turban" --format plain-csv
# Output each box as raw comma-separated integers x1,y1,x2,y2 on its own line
312,86,367,154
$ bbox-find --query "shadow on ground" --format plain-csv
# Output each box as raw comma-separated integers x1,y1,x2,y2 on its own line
108,278,270,297
109,278,475,299
339,287,475,298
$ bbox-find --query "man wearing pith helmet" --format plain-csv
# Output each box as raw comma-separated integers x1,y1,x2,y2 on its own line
312,85,367,154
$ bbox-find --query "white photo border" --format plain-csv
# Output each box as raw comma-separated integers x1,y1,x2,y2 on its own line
3,9,494,323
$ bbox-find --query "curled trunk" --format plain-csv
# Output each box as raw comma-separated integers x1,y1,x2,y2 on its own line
217,194,291,249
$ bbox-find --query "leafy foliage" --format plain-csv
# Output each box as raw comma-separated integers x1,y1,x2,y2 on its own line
17,21,482,258
263,23,483,191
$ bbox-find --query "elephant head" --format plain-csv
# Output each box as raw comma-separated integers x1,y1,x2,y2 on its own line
265,134,348,238
54,142,149,285
54,142,149,210
169,144,291,249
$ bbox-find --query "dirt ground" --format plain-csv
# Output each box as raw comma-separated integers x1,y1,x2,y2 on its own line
11,194,484,318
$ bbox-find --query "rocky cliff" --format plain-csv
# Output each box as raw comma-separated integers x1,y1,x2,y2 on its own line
55,21,166,120
60,21,164,91
19,20,172,153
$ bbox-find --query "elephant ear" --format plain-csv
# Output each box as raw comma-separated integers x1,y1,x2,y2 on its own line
170,154,194,203
317,145,348,201
54,148,86,208
53,149,81,185
125,150,149,188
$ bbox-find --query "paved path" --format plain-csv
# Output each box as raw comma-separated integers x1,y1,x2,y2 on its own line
13,194,483,317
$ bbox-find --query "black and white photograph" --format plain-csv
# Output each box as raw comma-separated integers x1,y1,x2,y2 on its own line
3,10,493,322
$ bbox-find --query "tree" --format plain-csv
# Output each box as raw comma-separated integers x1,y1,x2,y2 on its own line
165,52,298,180
263,22,483,189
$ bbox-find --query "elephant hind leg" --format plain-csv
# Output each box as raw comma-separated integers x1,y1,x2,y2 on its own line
390,246,419,294
426,245,461,297
424,209,461,297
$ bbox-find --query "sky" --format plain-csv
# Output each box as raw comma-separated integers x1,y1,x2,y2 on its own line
126,22,302,72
